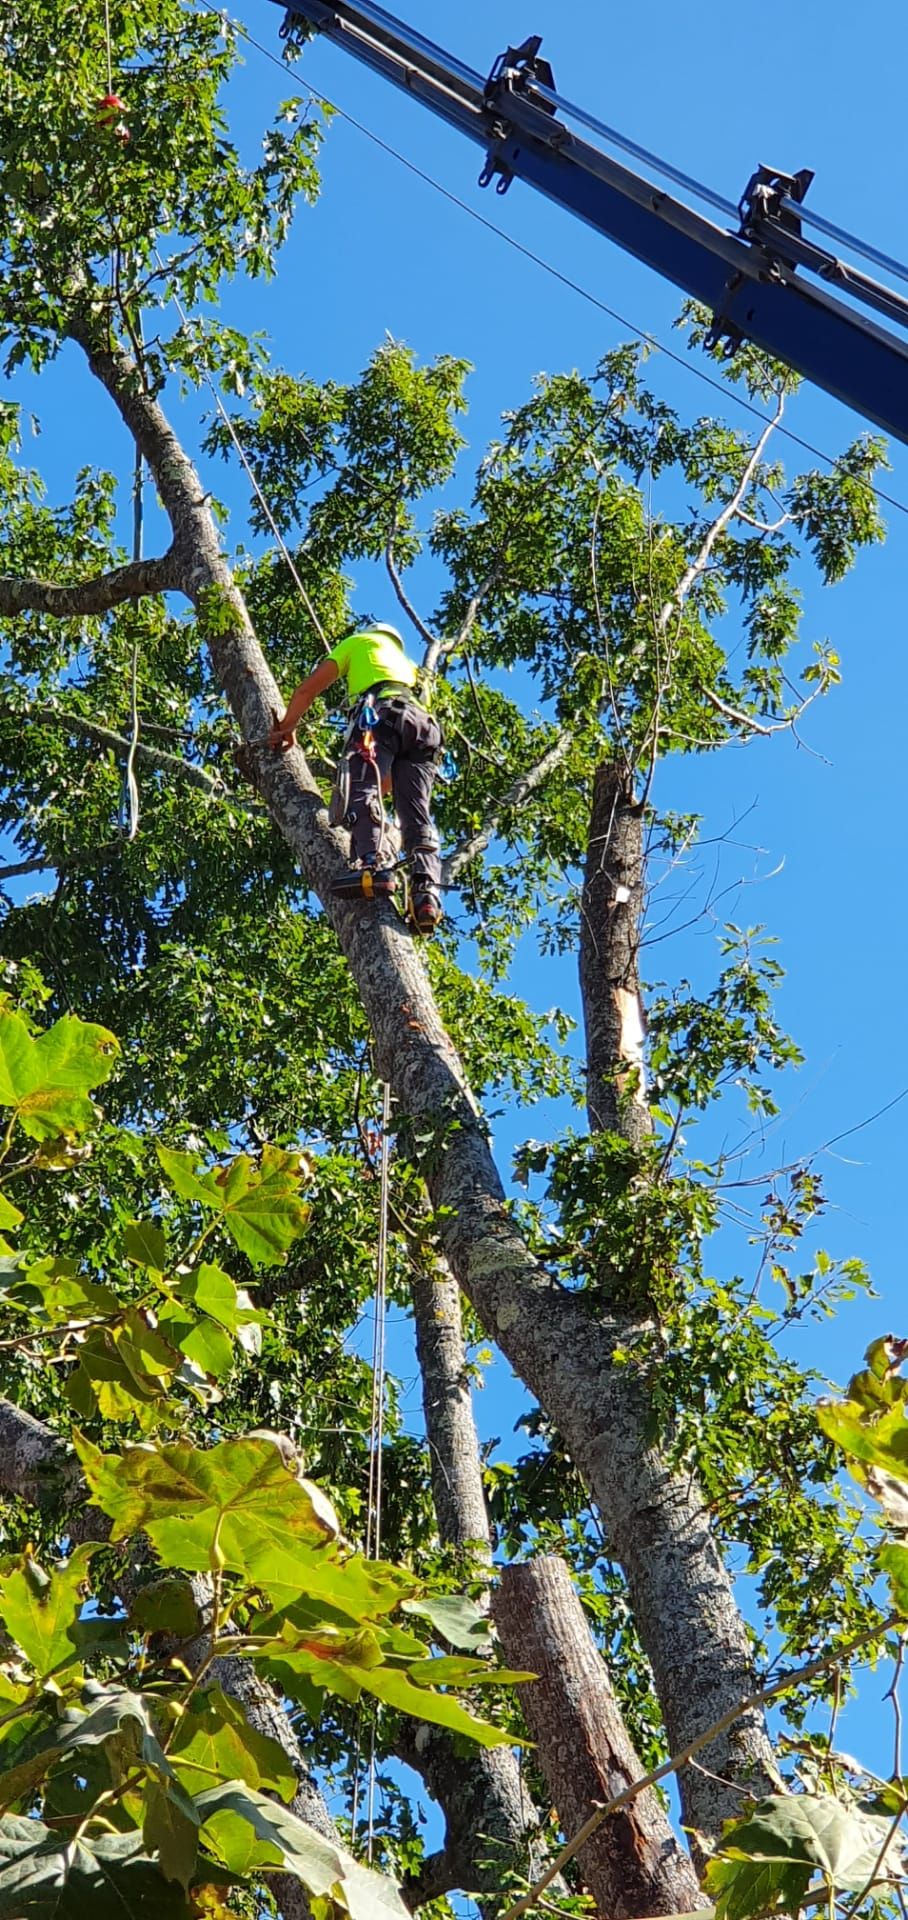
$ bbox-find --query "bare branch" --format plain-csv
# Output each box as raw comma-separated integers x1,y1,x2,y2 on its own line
0,548,183,620
734,508,793,535
0,843,121,885
655,398,784,640
34,706,230,800
441,728,572,887
422,563,503,677
385,538,435,653
700,678,824,738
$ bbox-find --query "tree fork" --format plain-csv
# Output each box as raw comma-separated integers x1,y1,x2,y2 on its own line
494,1557,705,1916
62,307,776,1841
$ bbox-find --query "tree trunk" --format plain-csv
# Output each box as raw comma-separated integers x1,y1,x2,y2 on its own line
66,307,776,1842
494,1557,704,1918
403,1263,556,1906
411,1265,491,1555
580,763,649,1148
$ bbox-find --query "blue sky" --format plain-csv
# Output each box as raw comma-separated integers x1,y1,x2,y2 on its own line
7,0,908,1798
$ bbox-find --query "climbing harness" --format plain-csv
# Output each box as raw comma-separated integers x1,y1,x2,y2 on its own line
349,1077,392,1861
329,692,397,896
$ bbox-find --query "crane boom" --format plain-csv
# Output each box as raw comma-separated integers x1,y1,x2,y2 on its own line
265,0,908,446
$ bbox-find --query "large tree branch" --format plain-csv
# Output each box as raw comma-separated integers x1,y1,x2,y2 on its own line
441,729,572,887
0,549,183,619
66,304,776,1845
403,1260,558,1907
499,1610,898,1920
580,763,649,1148
494,1557,704,1914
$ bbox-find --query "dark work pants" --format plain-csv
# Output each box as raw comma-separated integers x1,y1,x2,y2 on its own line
346,698,442,891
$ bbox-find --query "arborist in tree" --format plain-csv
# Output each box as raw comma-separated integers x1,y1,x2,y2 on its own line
268,622,444,935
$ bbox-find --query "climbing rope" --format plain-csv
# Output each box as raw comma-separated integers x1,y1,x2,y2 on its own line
349,1076,392,1860
119,438,142,844
153,252,329,654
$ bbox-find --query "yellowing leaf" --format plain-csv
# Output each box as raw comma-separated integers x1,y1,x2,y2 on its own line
0,1543,99,1679
79,1435,340,1578
0,1011,118,1142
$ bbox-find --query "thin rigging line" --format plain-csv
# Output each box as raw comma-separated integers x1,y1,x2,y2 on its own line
231,17,908,524
153,250,329,650
349,1077,392,1861
102,0,113,93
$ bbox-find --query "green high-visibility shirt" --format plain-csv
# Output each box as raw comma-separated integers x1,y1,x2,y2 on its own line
328,630,418,703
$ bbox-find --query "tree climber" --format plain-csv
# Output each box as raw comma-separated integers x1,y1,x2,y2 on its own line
268,623,444,935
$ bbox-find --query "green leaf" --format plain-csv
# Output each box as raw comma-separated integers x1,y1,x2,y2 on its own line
155,1145,216,1208
143,1779,200,1890
0,1685,171,1820
878,1543,908,1616
156,1144,310,1266
130,1577,201,1640
170,1684,296,1801
263,1628,513,1746
0,1543,98,1679
214,1146,312,1264
123,1221,169,1272
402,1593,494,1652
79,1434,340,1577
53,1685,173,1775
406,1655,535,1688
0,1197,22,1234
818,1399,908,1479
17,1257,119,1323
197,1780,411,1920
705,1793,904,1920
0,1012,118,1142
178,1261,240,1330
177,1316,234,1381
0,1815,187,1917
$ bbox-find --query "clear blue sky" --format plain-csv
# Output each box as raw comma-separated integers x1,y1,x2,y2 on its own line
8,0,908,1786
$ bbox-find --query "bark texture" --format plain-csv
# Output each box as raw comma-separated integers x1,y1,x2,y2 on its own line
61,305,776,1842
405,1265,555,1906
494,1558,705,1918
411,1265,491,1554
580,764,649,1147
0,550,181,617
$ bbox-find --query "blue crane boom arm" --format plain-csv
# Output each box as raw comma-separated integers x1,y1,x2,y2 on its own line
266,0,908,446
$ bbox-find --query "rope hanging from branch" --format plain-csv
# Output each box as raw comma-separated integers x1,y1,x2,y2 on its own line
350,1077,392,1861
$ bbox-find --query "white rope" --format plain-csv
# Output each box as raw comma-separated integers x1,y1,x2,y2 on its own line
153,251,329,654
102,0,113,93
119,440,142,843
350,1078,392,1859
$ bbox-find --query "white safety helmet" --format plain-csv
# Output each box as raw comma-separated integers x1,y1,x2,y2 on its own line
367,622,404,647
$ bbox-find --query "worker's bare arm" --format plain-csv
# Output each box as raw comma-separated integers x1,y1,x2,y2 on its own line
268,658,339,750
